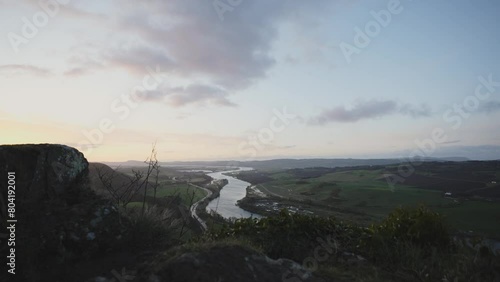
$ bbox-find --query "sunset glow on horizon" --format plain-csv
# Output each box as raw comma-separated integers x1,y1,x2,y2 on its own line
1,0,499,162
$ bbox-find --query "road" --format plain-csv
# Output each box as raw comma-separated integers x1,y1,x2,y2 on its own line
188,183,212,231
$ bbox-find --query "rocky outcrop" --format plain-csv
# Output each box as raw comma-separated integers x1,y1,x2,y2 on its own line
0,144,89,206
138,244,325,282
0,144,119,281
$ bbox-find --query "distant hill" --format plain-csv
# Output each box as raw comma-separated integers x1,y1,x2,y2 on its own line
89,162,147,199
101,160,148,168
103,157,469,170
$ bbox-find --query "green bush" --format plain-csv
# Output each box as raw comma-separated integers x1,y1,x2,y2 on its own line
370,205,450,248
202,206,500,281
206,209,364,262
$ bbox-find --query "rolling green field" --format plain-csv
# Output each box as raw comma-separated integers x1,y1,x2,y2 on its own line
241,164,500,238
147,183,208,206
113,166,210,207
115,166,210,185
126,183,207,208
261,169,448,217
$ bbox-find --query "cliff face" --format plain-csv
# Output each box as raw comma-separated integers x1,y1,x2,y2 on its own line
0,144,117,281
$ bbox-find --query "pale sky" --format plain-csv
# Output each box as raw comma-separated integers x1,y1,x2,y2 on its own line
1,0,499,162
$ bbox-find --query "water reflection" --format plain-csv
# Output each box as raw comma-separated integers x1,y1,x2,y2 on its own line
206,167,262,219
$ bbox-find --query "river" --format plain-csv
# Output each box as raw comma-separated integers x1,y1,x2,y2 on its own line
206,167,262,219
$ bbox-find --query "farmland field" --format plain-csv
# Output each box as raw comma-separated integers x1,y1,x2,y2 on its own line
113,166,211,206
147,183,208,206
235,161,500,238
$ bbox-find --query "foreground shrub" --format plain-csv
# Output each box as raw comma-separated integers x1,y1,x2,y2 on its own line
372,205,450,247
205,209,364,262
359,206,450,265
123,205,181,249
357,206,500,281
204,206,500,281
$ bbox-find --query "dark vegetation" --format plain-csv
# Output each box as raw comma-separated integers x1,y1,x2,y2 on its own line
202,207,500,281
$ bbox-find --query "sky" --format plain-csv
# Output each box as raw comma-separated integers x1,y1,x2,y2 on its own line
1,0,499,162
